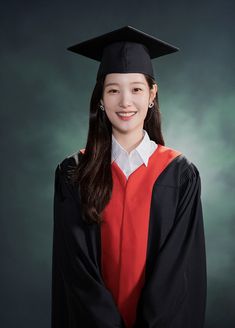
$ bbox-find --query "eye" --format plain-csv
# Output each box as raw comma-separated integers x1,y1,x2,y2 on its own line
108,89,118,93
133,88,142,92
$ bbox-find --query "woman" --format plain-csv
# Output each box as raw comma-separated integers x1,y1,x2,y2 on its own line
51,26,207,328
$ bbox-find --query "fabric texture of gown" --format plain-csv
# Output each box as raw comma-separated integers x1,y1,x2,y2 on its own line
51,137,207,327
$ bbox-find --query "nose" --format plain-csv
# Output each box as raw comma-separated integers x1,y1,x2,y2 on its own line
119,91,132,108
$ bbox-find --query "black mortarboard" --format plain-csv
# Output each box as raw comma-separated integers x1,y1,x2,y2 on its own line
67,25,179,81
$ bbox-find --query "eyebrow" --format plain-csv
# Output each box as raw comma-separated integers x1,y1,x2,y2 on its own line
104,82,146,88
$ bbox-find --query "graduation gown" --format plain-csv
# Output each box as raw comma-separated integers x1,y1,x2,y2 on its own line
51,145,207,328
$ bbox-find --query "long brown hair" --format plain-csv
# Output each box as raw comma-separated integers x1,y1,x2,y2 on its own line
70,73,165,225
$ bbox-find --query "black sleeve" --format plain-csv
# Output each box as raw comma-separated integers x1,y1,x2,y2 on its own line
134,163,207,328
51,163,126,328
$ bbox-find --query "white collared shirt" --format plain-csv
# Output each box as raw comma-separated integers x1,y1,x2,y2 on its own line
111,129,158,179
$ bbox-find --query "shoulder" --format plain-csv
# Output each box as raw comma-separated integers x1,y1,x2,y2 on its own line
53,149,85,190
156,145,201,187
56,148,85,173
54,149,85,199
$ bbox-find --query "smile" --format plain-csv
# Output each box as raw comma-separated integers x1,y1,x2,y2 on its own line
116,111,137,120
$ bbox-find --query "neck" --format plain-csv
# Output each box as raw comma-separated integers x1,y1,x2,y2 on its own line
112,128,144,154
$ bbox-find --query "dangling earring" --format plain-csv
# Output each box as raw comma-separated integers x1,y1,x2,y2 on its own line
148,102,154,109
99,104,105,111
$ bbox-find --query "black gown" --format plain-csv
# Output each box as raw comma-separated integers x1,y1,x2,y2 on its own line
51,147,207,328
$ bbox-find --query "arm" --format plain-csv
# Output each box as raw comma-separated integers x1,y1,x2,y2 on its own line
51,163,126,328
134,163,207,328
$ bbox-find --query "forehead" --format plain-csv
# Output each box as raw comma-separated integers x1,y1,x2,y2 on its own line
104,73,147,86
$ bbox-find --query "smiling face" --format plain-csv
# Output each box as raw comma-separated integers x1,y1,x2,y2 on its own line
101,73,157,136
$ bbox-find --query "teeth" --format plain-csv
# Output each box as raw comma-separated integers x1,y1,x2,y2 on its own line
117,112,136,117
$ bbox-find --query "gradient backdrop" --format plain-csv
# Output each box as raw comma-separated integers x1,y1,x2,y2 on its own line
1,0,235,327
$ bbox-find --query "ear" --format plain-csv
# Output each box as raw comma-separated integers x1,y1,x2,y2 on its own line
100,99,104,105
150,84,158,102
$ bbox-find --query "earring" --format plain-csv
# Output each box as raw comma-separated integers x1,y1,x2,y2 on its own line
148,102,154,108
99,104,105,111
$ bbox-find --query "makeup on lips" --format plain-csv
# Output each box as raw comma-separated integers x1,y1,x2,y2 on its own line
116,111,137,121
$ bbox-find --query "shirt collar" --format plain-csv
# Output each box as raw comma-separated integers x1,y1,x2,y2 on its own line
111,129,152,167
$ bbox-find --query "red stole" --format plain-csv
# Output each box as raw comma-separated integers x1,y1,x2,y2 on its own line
100,145,182,327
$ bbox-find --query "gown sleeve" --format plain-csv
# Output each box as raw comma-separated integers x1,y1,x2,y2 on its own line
51,163,126,328
134,162,207,328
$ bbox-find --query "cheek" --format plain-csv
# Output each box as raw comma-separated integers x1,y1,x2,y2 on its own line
103,95,149,113
104,108,117,123
135,98,149,113
103,97,117,112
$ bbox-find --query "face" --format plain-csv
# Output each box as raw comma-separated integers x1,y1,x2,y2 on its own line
101,73,157,135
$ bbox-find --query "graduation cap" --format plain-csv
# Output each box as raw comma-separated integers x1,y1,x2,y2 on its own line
67,25,179,81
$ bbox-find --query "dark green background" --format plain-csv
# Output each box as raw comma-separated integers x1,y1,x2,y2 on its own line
1,0,235,327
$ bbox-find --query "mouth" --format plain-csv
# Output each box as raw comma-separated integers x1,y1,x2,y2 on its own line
116,111,137,118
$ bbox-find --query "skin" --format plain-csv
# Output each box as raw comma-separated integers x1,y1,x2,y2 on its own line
100,73,158,153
